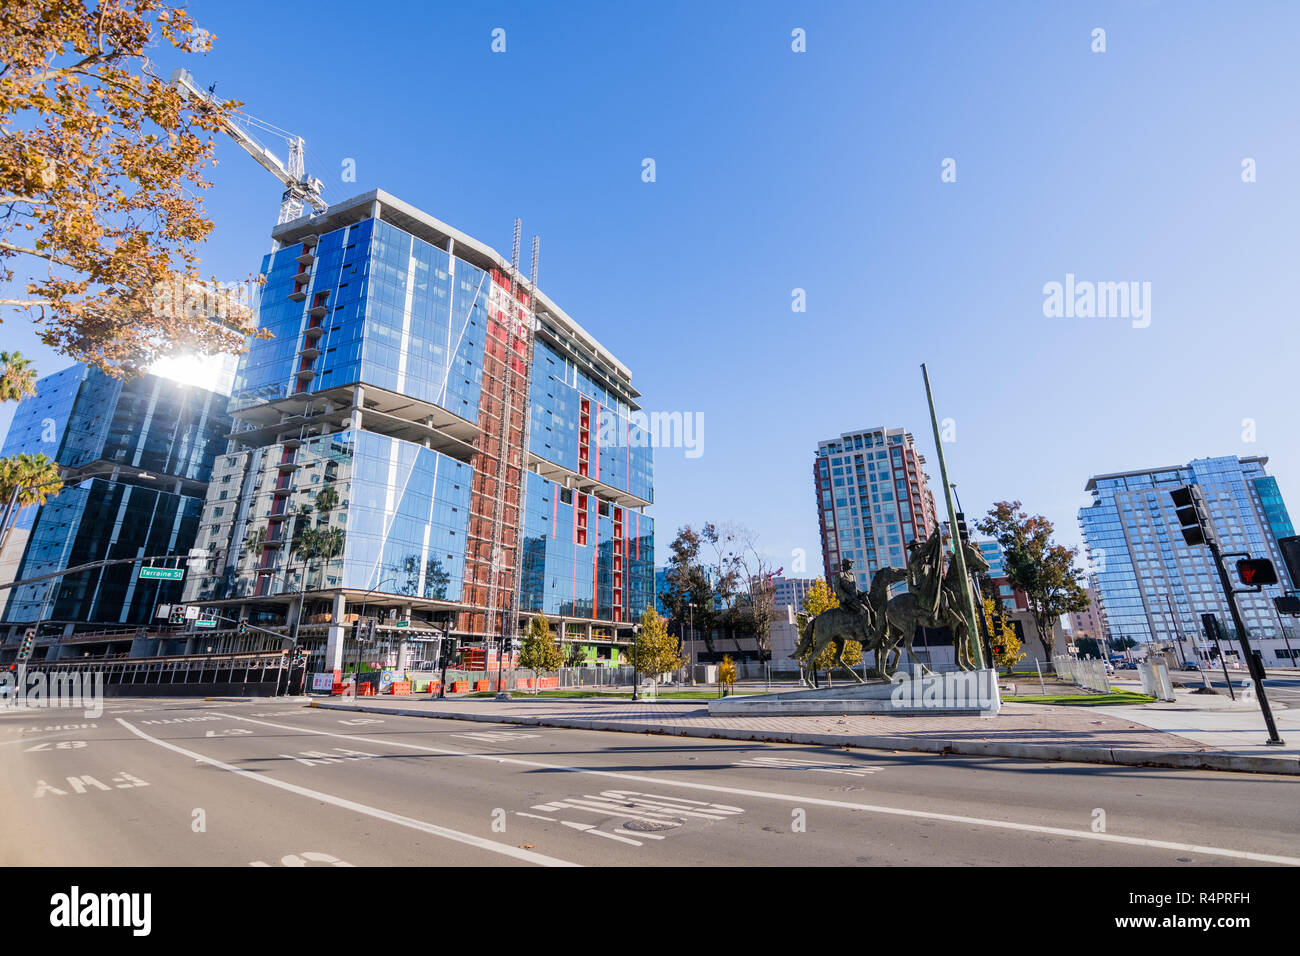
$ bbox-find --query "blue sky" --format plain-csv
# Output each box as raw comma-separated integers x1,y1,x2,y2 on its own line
4,0,1299,572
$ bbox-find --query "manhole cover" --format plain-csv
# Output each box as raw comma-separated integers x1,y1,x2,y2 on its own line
623,820,680,833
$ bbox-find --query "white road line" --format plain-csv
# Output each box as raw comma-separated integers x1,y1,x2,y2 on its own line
116,718,578,868
562,821,642,846
215,711,1300,866
515,812,558,822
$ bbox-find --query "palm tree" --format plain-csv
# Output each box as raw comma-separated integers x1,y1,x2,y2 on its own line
0,352,37,404
0,452,62,552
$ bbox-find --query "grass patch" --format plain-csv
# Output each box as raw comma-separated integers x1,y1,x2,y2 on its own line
1004,689,1157,706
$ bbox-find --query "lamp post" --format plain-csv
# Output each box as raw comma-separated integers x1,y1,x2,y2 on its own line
630,623,642,701
350,576,398,701
686,601,695,685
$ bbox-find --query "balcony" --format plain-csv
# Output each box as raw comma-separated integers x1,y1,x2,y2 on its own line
288,285,308,302
297,346,321,361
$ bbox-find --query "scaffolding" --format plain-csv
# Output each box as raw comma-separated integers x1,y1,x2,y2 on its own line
459,220,538,648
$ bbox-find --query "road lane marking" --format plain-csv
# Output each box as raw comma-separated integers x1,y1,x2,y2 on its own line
116,718,579,868
214,711,1300,866
449,731,541,743
561,821,642,846
737,755,881,777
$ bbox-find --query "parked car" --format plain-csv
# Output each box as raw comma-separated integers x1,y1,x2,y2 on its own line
1182,660,1203,671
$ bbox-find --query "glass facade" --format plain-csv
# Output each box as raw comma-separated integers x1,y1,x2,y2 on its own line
231,218,487,422
1,364,231,628
518,471,654,622
189,430,471,604
200,202,654,632
1078,456,1294,646
528,339,653,503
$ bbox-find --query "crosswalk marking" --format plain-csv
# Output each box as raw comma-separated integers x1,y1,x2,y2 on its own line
736,755,882,777
449,731,540,744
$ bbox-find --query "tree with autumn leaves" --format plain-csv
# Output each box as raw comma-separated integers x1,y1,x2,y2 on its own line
1,0,260,376
976,501,1088,662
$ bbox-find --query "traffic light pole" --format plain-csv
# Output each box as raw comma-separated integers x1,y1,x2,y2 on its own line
1206,538,1284,744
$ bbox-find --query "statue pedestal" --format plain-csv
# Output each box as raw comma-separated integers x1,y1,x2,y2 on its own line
707,668,1000,718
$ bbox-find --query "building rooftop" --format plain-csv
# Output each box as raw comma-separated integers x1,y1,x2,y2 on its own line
1083,456,1271,492
272,189,639,406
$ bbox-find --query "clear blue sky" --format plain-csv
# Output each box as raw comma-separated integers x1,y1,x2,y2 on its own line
4,0,1299,573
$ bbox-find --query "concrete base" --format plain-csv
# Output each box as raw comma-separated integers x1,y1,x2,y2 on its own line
708,668,1001,717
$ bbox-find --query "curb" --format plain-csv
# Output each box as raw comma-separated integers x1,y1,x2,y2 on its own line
308,701,1300,777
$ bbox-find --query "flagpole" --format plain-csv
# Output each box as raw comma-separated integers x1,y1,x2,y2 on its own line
921,363,984,670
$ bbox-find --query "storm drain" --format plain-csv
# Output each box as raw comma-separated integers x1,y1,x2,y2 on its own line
623,820,680,833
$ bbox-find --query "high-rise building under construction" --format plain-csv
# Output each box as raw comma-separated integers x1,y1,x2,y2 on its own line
183,190,654,678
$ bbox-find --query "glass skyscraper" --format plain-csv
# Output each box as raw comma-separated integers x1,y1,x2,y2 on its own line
184,190,654,675
814,426,939,588
1078,455,1295,657
0,364,231,651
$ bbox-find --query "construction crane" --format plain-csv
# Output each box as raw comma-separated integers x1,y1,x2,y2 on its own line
170,68,327,226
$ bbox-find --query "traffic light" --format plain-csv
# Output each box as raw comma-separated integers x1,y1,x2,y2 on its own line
17,628,35,662
1170,486,1207,546
1236,558,1279,587
169,605,187,625
1278,535,1300,591
238,620,248,635
955,512,969,546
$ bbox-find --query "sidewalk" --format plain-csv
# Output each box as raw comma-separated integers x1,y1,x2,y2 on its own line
308,690,1300,776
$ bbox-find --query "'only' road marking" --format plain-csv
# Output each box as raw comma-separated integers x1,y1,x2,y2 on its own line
116,718,578,868
213,710,1300,867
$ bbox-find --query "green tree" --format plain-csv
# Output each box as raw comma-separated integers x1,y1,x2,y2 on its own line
1074,636,1102,658
628,608,685,688
518,613,564,692
661,525,721,655
0,352,36,403
0,451,61,551
976,501,1089,661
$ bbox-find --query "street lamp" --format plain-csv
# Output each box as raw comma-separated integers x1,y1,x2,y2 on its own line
686,601,696,686
630,623,642,701
349,576,399,701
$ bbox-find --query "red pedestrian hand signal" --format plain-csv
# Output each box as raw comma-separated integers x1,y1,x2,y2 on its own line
1236,558,1278,586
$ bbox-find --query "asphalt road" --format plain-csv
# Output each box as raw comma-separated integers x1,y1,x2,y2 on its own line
2,697,1298,867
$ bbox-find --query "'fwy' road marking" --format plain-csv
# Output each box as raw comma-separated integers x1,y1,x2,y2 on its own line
215,710,1300,867
116,718,577,868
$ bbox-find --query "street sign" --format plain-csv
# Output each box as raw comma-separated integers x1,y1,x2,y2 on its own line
139,567,184,581
394,620,409,628
195,619,217,628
